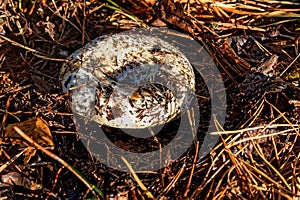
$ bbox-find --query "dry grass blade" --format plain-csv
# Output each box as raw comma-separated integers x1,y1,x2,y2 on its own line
121,156,155,199
12,126,105,199
184,141,199,197
191,147,230,198
211,124,299,135
160,163,186,197
280,52,300,77
252,140,291,190
0,148,29,173
210,22,266,31
105,0,147,27
241,160,292,197
265,99,299,135
0,35,66,62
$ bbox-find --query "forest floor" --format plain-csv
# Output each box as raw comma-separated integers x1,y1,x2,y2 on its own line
0,0,300,199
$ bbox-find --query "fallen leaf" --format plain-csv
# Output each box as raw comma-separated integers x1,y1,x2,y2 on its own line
5,116,54,164
0,172,42,190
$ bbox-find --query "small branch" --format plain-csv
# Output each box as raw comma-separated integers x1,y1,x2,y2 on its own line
13,126,105,199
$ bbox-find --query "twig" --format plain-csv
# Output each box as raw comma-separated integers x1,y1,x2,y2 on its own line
211,124,300,135
161,163,186,196
280,52,300,77
13,126,104,199
184,141,199,197
121,156,155,199
0,35,66,62
0,148,29,173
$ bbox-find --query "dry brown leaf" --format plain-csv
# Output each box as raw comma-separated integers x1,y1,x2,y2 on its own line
0,171,42,190
5,116,54,164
